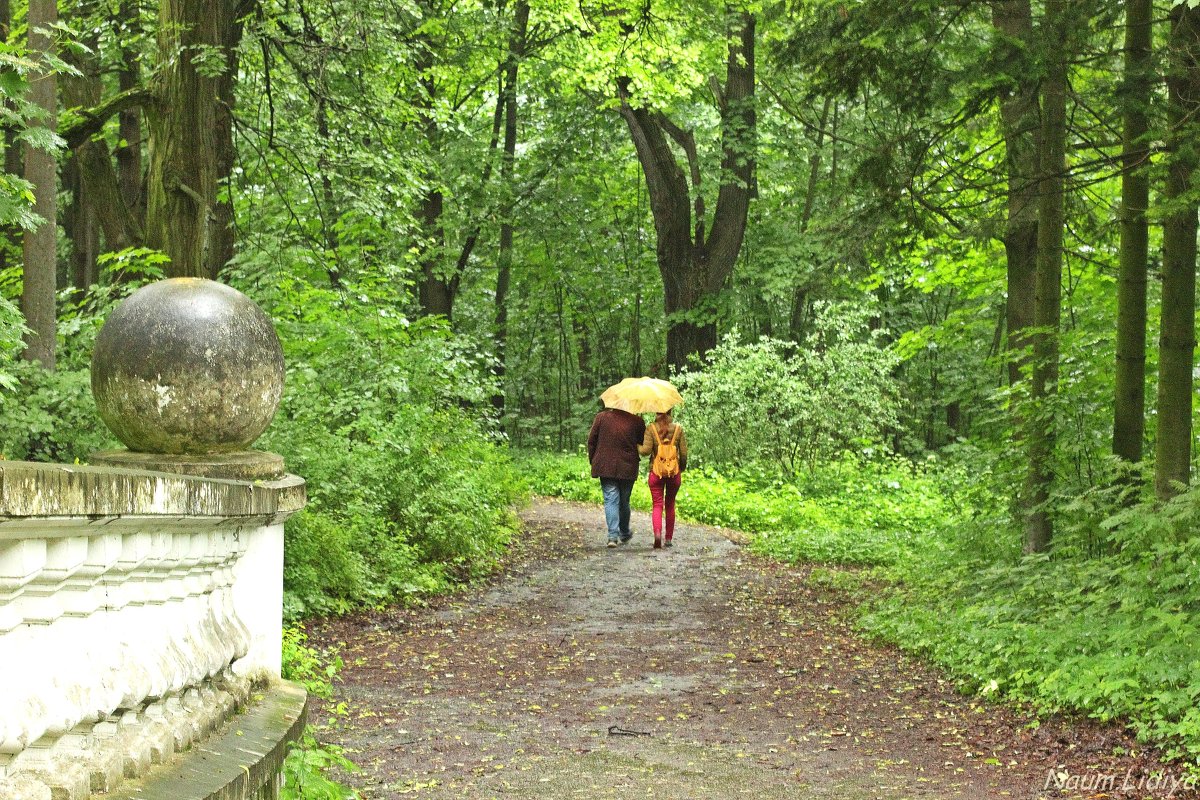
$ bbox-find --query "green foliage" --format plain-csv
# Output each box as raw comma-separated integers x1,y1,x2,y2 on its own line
232,0,431,294
0,295,28,391
0,253,164,461
280,628,360,800
0,35,80,233
55,250,169,360
245,275,526,621
863,485,1200,764
0,361,112,461
93,248,170,283
269,399,523,620
675,305,900,476
282,738,360,800
747,457,963,566
281,626,345,701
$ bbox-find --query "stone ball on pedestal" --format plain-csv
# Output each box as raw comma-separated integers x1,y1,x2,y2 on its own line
90,278,285,455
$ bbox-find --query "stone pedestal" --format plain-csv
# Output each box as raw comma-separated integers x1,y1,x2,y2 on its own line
0,277,308,798
89,450,285,481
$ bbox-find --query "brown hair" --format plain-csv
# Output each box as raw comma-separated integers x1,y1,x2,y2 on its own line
654,410,673,437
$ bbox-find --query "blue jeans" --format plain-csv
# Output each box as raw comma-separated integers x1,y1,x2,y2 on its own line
600,478,634,542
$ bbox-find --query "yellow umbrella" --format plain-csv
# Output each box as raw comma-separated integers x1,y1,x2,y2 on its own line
600,377,683,414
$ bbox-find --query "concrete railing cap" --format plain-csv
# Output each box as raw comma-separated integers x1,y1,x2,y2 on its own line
0,460,305,520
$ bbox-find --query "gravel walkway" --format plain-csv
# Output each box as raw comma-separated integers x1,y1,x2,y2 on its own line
307,498,1197,800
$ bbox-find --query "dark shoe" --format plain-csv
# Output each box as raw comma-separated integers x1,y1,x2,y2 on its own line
664,539,673,548
653,537,662,549
619,532,632,544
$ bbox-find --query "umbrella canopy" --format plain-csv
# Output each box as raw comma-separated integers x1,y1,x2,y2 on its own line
600,377,683,414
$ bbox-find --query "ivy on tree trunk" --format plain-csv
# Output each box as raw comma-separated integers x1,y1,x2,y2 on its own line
145,0,243,279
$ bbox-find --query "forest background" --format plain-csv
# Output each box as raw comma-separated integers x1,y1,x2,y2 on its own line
4,0,1200,786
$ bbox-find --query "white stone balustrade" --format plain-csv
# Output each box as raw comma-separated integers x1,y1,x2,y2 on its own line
0,460,305,787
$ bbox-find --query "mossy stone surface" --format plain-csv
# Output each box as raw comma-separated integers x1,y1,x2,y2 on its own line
90,278,285,454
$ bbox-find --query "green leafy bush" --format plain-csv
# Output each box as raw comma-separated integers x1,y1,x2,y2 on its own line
861,485,1200,764
675,304,899,476
0,295,26,391
282,626,344,700
281,627,359,799
249,276,526,620
0,361,114,461
267,399,523,620
0,250,165,461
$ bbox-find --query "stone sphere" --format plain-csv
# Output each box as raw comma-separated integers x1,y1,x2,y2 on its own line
91,278,285,454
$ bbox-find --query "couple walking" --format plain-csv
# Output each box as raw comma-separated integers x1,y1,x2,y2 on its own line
586,377,687,549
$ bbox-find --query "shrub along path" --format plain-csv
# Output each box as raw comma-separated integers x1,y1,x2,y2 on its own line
308,498,1195,799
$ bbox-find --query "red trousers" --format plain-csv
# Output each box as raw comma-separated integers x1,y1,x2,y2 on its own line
648,471,682,540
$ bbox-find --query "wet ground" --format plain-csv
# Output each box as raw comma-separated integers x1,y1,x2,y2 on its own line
307,498,1199,800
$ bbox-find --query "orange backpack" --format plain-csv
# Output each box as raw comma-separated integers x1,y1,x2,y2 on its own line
650,424,681,478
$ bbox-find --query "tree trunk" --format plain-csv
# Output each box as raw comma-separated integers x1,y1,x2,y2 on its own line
1113,0,1153,466
617,78,694,360
493,0,530,415
64,154,100,292
991,0,1039,389
206,1,251,278
21,0,58,370
789,96,831,342
0,0,18,275
61,31,103,293
75,140,142,252
414,10,454,319
145,0,240,278
116,0,143,219
1022,0,1068,554
947,401,963,438
415,138,451,316
618,12,755,370
702,10,755,351
417,187,452,317
1155,3,1200,500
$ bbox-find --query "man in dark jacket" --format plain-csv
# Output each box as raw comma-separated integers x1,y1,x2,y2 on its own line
587,407,646,547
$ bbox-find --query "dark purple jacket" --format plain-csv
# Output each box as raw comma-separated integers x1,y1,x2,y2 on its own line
587,409,646,481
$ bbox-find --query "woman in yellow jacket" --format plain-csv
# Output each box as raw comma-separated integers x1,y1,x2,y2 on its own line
639,409,688,549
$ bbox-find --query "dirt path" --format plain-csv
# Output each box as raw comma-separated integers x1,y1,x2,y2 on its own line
308,498,1197,800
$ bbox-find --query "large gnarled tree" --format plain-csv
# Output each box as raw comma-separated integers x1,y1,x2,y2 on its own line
618,10,755,369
